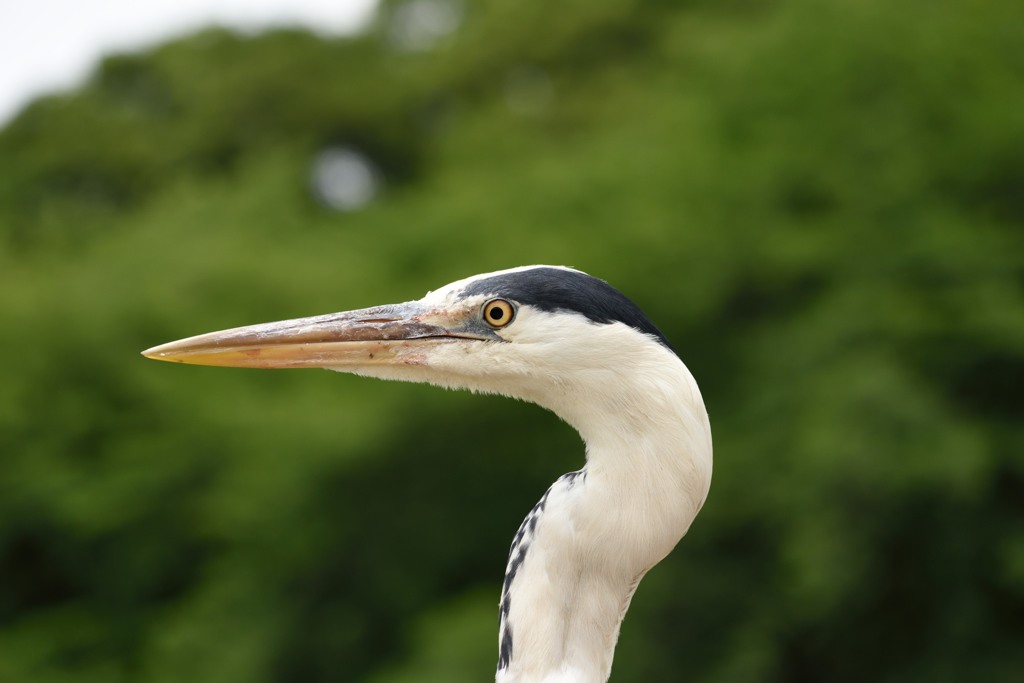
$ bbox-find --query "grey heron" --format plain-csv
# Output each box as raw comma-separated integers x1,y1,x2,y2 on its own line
143,265,713,683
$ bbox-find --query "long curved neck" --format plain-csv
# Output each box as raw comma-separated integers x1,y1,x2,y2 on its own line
496,353,712,683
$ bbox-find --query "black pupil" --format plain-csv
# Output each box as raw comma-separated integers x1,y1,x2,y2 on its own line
489,305,504,321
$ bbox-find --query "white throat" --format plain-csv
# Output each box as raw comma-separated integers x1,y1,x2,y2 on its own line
492,320,713,683
342,302,713,683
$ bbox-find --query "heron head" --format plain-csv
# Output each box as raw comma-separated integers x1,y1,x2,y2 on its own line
143,266,679,413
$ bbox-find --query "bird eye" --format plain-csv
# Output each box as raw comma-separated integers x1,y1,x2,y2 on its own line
482,299,515,328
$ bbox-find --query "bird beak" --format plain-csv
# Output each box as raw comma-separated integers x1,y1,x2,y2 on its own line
141,301,490,369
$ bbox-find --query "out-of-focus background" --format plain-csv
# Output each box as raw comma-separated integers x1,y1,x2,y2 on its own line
1,0,1022,680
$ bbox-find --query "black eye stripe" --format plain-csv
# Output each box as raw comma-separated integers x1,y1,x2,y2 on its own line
462,268,675,353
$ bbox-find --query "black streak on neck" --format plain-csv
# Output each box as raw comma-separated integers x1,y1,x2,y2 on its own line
497,470,587,673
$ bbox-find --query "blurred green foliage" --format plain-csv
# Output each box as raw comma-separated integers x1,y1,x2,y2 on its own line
2,0,1022,680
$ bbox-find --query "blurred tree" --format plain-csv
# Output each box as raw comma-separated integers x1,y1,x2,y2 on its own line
1,0,1022,681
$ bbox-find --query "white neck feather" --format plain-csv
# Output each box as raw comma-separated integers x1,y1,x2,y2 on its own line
346,307,713,683
491,318,713,683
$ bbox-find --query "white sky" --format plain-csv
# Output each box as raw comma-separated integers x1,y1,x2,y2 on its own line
0,0,378,127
